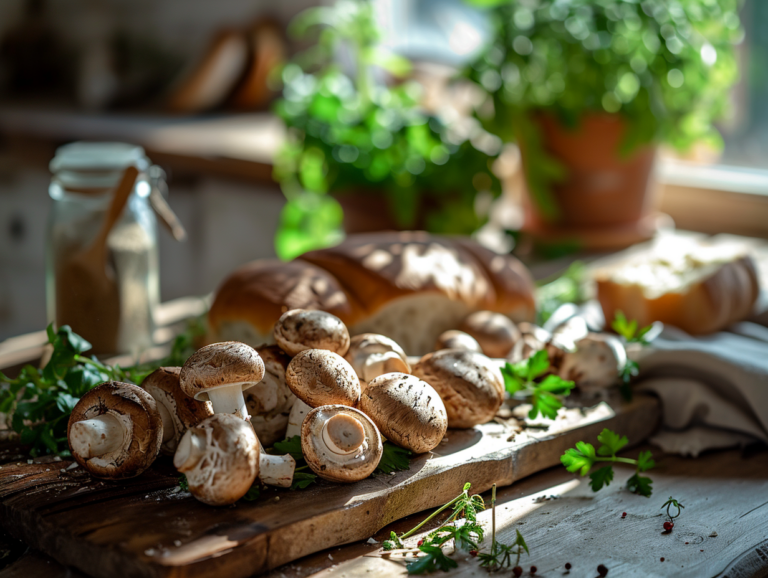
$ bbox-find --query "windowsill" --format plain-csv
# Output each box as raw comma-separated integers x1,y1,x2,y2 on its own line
657,159,768,197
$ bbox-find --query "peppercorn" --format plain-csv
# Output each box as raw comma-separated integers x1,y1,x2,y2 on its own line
512,566,523,577
565,562,572,570
597,563,609,576
530,566,537,575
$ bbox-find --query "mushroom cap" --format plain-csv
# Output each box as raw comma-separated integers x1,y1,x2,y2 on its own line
245,345,297,446
460,311,521,358
361,373,447,454
143,367,214,455
180,341,265,401
176,413,260,506
411,350,504,429
559,334,626,394
67,382,163,479
344,334,410,384
285,349,361,408
274,309,351,357
434,330,482,353
301,405,382,482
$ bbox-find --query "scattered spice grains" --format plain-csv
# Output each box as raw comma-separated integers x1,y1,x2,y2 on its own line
621,512,627,518
530,566,537,575
597,564,608,576
565,562,572,570
660,557,665,562
512,566,523,577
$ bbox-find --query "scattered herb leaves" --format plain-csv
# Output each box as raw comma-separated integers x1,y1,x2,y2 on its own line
612,311,653,345
377,443,413,474
661,496,684,522
501,350,575,419
561,428,655,497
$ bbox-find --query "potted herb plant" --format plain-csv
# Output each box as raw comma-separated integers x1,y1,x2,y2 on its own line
272,0,502,260
464,0,742,247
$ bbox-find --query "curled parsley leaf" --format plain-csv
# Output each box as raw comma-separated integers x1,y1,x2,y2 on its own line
501,350,575,420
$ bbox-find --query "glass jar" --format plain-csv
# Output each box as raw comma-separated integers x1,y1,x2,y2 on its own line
46,142,161,355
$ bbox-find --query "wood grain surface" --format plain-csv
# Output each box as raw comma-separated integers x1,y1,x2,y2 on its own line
0,395,659,578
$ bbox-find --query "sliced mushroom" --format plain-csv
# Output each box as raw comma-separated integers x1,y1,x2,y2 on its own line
412,350,504,429
245,346,297,446
460,311,521,358
180,341,265,420
558,334,627,394
285,398,312,439
274,309,351,357
174,413,259,506
344,334,410,386
143,367,213,455
285,349,360,408
361,373,447,454
68,382,163,479
434,330,482,353
301,405,382,482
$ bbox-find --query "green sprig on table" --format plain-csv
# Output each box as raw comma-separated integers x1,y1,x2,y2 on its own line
501,349,575,419
561,428,656,496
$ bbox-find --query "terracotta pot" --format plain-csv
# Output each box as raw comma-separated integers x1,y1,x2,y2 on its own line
520,113,657,231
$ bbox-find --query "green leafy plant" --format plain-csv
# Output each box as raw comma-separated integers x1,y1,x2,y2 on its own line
377,442,414,474
464,0,743,217
535,261,587,325
0,322,202,457
561,428,655,496
478,484,529,572
273,0,502,260
612,311,654,401
501,349,575,419
661,496,684,531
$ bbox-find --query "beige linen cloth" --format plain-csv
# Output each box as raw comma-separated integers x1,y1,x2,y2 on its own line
634,320,768,456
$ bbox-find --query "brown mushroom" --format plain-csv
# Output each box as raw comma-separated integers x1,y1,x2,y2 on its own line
285,349,360,408
143,367,213,455
434,330,482,353
558,334,627,394
301,405,382,482
411,350,504,428
68,382,163,479
344,334,410,386
273,309,351,357
460,311,521,358
361,373,447,453
180,341,265,420
245,345,297,446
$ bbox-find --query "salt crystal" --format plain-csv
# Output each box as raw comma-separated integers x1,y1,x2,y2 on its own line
144,548,156,556
53,456,62,462
328,554,334,560
27,460,33,464
45,469,50,472
367,538,378,545
173,540,182,547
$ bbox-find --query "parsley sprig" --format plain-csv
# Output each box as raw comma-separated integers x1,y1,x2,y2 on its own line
478,484,529,571
612,311,653,401
501,350,575,420
561,428,655,497
0,322,202,457
661,496,684,522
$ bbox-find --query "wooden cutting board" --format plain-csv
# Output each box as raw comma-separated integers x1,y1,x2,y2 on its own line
0,395,659,578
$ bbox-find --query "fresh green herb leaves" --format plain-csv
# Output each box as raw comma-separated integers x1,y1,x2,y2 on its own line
661,496,684,521
561,428,655,497
478,529,528,571
612,311,653,346
535,262,587,325
501,350,575,419
272,435,305,462
378,443,413,474
406,545,459,574
178,474,189,491
242,486,261,502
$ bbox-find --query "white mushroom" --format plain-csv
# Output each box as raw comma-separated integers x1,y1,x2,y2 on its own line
273,309,351,357
285,398,312,439
344,334,410,386
179,342,265,420
558,333,627,394
434,330,482,353
301,405,383,483
68,382,163,479
143,367,213,455
245,346,297,446
460,311,521,358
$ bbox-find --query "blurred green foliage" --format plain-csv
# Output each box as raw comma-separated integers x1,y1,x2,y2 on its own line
464,0,743,218
273,0,502,260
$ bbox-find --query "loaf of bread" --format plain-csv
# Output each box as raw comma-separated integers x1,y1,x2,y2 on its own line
207,232,536,354
595,239,760,335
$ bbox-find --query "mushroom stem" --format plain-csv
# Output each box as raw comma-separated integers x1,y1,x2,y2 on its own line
174,429,207,471
259,453,296,488
321,413,366,455
207,386,249,420
69,414,125,458
155,401,175,444
286,399,312,439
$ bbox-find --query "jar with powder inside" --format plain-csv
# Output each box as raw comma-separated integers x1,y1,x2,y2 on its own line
46,142,161,355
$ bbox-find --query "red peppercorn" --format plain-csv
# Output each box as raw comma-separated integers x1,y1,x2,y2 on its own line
530,566,537,575
512,566,523,577
597,563,608,576
469,550,478,557
621,512,627,518
663,521,674,531
565,562,572,570
660,557,665,562
417,539,423,546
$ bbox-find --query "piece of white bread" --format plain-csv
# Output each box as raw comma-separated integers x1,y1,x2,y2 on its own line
207,232,536,355
594,238,760,335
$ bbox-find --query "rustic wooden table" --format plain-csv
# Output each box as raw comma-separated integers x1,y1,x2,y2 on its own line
1,444,766,578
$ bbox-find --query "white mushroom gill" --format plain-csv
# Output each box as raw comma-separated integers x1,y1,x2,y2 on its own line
286,399,312,439
69,414,125,458
259,453,296,487
155,400,175,444
361,352,409,383
321,413,367,458
174,428,207,471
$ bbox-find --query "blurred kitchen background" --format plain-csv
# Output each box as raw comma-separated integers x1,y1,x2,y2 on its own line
0,0,767,341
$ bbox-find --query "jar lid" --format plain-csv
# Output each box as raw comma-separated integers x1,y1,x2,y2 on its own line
50,142,150,173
